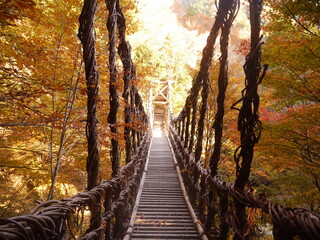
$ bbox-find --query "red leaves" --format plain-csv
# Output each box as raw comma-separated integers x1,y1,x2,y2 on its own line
259,107,283,123
236,39,250,56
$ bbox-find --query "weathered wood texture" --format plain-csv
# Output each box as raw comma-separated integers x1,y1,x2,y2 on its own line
131,132,200,240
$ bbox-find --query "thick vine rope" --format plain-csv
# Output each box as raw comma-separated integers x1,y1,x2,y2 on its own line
1,0,319,239
231,1,268,238
0,0,151,239
170,0,319,239
205,0,240,236
78,0,100,191
210,0,240,176
106,0,120,176
116,1,135,163
0,132,151,239
169,127,320,240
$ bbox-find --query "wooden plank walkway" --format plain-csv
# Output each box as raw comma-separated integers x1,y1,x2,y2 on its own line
130,131,200,240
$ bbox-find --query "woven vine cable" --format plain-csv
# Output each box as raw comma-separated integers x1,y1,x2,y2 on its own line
106,0,120,176
181,116,185,142
130,86,137,153
169,127,320,240
232,0,266,189
0,0,152,238
214,0,240,237
168,0,319,238
188,102,198,151
210,0,239,176
78,0,100,191
204,0,240,237
78,0,102,232
194,0,239,163
231,0,268,238
116,1,135,163
191,1,240,233
184,106,191,148
0,132,150,239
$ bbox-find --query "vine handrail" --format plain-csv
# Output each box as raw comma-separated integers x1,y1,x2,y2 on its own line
169,126,320,240
169,0,320,239
0,132,151,239
0,0,319,239
0,0,151,239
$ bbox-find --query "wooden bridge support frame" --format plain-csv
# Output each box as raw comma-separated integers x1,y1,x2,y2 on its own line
152,79,171,132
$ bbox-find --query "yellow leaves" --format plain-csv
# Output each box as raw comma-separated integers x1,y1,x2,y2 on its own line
38,103,47,108
0,0,89,212
0,0,36,26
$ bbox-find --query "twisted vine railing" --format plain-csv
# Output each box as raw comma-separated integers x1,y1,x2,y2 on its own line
1,0,319,239
0,133,150,240
170,127,320,240
78,0,100,192
0,0,150,239
169,0,320,239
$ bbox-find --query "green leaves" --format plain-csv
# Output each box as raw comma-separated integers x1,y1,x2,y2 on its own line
257,0,320,209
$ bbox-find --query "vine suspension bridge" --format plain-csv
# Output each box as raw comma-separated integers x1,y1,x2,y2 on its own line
0,0,319,240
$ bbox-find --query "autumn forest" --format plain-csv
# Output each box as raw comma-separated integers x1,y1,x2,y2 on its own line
0,0,319,225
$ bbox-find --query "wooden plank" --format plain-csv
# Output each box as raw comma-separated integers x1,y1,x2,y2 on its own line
128,131,201,240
